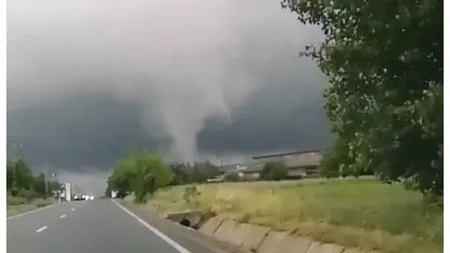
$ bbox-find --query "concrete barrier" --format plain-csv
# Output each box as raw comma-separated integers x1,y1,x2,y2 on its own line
233,223,271,251
342,248,380,253
165,210,203,227
306,242,345,253
213,219,240,243
198,216,223,236
162,213,382,253
257,230,313,253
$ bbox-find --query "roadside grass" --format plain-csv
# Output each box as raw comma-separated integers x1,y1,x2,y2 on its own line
7,196,55,216
141,178,442,253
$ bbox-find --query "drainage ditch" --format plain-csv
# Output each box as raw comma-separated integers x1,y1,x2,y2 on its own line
179,219,191,227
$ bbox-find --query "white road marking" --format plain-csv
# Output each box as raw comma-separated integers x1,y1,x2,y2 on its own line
60,214,66,218
112,199,192,253
36,226,48,233
72,208,76,211
7,204,57,220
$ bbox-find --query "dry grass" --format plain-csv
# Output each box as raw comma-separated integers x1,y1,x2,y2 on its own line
143,178,442,253
7,197,55,216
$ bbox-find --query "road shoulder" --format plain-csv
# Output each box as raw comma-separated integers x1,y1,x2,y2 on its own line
7,200,56,219
114,199,247,253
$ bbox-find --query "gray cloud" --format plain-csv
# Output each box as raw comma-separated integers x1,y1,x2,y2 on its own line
7,0,330,193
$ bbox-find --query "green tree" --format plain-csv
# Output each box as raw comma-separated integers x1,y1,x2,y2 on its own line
108,150,173,203
15,159,34,190
7,157,62,202
33,172,47,197
104,185,112,198
131,151,173,202
7,160,15,190
282,0,442,195
169,162,190,185
320,136,374,178
108,157,137,197
261,161,287,181
188,161,220,183
7,158,36,198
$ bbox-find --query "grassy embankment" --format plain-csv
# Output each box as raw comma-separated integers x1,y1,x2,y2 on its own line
7,195,55,216
129,177,442,253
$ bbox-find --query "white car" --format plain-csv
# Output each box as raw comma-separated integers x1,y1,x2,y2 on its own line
89,196,94,200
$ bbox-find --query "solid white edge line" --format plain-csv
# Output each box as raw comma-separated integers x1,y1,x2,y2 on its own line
7,203,57,220
111,199,192,253
36,226,48,233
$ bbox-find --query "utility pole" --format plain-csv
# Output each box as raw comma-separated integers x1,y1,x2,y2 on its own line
43,162,49,198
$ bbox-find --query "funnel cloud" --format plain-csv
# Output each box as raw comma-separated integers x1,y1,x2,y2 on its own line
8,0,330,193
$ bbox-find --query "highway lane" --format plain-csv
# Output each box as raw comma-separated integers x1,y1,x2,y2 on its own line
7,201,85,237
7,199,230,253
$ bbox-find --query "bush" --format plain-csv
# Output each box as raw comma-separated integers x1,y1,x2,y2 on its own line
17,188,38,201
183,184,201,207
34,198,54,208
223,173,241,182
261,161,287,181
7,195,27,206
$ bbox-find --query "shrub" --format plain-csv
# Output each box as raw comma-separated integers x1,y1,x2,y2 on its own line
183,184,201,207
224,173,241,182
261,161,287,181
7,195,27,206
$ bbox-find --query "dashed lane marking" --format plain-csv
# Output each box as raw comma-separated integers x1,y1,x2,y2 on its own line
36,226,48,233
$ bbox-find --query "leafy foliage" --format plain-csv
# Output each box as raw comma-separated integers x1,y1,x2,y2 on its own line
107,150,173,203
282,0,442,195
223,172,241,182
169,161,221,185
104,185,112,198
261,161,287,181
320,137,374,178
7,158,62,203
183,184,201,206
169,162,190,185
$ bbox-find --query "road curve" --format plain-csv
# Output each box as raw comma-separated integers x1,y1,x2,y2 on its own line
7,199,229,253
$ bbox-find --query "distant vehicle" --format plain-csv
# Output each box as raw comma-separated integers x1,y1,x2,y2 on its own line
89,196,94,200
73,195,83,201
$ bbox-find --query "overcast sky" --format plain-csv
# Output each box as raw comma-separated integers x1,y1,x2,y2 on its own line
7,0,330,194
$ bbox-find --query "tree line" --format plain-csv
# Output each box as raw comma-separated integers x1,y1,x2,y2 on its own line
7,158,62,205
106,150,297,203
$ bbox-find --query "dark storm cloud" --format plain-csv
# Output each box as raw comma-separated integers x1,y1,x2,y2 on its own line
7,0,330,175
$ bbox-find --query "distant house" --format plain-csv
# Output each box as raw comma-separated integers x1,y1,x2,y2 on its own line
206,163,252,182
206,149,323,182
238,149,323,179
238,163,265,180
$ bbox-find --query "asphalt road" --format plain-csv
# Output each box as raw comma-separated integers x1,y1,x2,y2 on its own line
7,199,231,253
